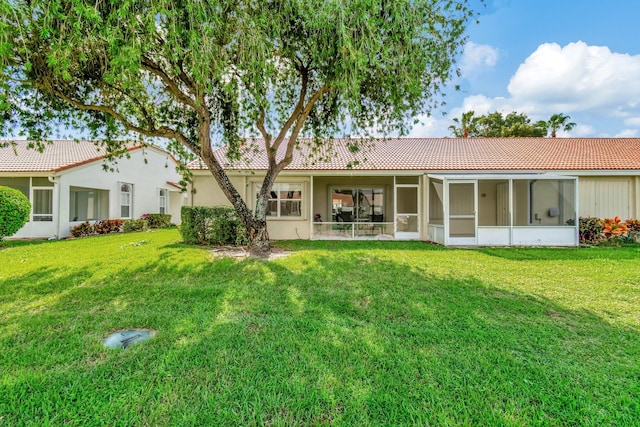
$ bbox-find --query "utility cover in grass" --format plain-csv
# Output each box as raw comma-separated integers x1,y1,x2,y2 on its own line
103,329,154,349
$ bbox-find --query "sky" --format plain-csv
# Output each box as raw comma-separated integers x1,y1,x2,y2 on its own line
408,0,640,138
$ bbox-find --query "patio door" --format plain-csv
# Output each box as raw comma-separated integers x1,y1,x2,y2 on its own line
447,181,477,245
395,184,420,239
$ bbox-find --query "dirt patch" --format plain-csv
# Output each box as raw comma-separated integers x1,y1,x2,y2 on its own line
209,246,292,261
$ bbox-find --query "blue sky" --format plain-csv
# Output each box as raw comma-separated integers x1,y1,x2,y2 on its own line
409,0,640,138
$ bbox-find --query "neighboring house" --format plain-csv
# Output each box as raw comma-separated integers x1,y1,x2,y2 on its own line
188,138,640,247
0,140,185,239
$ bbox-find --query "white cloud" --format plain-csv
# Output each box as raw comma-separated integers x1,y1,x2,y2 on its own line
614,129,638,137
448,41,640,136
460,42,499,76
624,117,640,127
507,41,640,113
571,124,597,137
407,115,452,138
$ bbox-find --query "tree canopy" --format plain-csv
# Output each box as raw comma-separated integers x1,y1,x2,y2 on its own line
546,113,576,138
449,111,576,138
0,0,480,255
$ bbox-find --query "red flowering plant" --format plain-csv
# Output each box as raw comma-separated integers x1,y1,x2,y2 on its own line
599,216,629,238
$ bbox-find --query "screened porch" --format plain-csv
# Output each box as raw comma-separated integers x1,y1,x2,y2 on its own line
427,174,579,246
310,175,420,240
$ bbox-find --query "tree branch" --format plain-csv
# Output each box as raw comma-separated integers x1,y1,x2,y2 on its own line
275,84,330,173
141,55,199,111
176,59,198,95
271,66,309,155
256,106,271,149
102,82,156,131
40,83,198,153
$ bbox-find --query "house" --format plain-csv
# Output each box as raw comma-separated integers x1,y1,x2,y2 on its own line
0,140,185,239
188,138,640,246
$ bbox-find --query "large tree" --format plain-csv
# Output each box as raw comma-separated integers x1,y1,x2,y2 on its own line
449,111,547,137
545,113,576,138
0,0,479,256
448,110,478,138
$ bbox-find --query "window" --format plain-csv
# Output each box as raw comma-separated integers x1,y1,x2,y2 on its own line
120,183,132,218
158,189,168,214
32,188,53,222
255,183,303,218
331,188,384,222
69,187,108,222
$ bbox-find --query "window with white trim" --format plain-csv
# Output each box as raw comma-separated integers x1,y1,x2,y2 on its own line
32,188,53,222
158,189,168,214
120,183,132,218
255,183,303,218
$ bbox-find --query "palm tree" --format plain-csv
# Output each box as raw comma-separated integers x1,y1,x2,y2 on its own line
449,111,477,138
546,113,576,138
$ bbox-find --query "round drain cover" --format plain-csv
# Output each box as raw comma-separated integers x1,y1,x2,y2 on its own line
103,329,154,349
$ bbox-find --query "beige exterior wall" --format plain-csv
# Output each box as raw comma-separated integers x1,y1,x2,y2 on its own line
190,172,312,240
513,180,529,226
477,180,509,226
189,171,640,241
189,173,248,207
312,175,395,222
578,176,638,219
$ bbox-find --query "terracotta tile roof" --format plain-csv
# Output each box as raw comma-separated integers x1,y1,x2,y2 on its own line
188,138,640,172
0,140,147,173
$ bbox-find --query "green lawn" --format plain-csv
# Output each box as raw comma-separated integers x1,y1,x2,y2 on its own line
1,229,639,426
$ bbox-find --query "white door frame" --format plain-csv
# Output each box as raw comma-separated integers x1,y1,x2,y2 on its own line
445,179,478,245
394,178,420,240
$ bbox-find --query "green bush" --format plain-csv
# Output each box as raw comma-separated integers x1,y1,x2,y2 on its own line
142,213,171,229
181,206,248,246
123,219,148,233
0,186,31,241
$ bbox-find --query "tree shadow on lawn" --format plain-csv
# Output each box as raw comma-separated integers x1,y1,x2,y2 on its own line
1,252,639,425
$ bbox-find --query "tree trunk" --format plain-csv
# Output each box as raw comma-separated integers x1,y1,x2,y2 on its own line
247,220,271,258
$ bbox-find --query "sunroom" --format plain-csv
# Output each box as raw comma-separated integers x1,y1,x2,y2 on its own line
309,175,421,240
427,174,579,246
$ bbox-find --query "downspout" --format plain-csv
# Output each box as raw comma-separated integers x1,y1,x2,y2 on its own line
48,175,60,239
636,176,640,218
309,175,314,239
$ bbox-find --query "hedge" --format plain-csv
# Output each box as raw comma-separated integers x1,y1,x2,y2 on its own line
0,186,31,241
123,219,148,233
142,213,172,229
181,206,248,245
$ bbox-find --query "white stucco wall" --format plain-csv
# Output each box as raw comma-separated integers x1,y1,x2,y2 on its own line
8,147,183,239
57,147,183,237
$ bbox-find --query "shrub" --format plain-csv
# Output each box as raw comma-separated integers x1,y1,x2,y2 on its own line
123,219,148,233
579,217,603,244
181,206,248,246
0,186,31,241
94,219,124,234
70,219,124,237
142,213,171,229
579,216,640,245
70,221,94,238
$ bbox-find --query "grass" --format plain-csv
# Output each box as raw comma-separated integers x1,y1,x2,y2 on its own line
1,229,639,426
